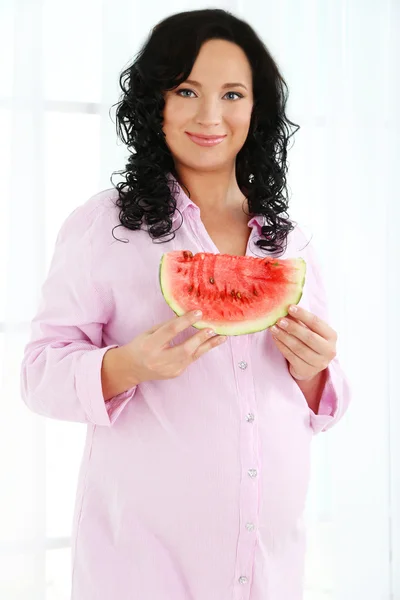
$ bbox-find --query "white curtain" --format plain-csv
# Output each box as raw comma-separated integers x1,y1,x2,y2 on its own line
0,0,398,598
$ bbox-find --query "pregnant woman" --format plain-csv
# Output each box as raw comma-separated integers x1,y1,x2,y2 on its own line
21,8,351,600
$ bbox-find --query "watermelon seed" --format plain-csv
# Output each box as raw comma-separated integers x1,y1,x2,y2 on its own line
236,292,242,299
231,290,236,297
183,251,193,259
253,287,258,296
188,285,194,293
209,277,215,284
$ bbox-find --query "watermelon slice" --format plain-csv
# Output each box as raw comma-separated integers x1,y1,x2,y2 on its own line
159,251,306,336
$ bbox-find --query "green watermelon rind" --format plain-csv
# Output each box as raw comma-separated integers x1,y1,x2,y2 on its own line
159,253,306,336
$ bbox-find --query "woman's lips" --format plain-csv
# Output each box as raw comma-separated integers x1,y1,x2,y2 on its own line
185,132,227,147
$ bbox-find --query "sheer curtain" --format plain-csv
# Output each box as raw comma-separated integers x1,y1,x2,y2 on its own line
0,0,398,598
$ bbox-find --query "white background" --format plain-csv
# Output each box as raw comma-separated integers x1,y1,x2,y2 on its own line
0,0,399,598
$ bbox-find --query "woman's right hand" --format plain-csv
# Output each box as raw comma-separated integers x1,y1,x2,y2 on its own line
123,310,227,385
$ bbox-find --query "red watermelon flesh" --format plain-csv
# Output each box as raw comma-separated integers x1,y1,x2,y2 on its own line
159,251,306,336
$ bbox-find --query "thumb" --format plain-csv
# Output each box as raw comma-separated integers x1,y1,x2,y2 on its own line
289,366,313,381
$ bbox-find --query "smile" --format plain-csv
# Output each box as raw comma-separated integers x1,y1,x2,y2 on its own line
185,132,227,147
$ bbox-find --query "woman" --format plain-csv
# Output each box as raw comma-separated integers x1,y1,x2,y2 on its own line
21,8,350,600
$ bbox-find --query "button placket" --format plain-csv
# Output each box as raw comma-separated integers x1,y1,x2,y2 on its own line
185,208,262,598
231,337,259,599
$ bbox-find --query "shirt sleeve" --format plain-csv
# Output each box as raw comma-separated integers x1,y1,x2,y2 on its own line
297,227,352,435
20,203,137,426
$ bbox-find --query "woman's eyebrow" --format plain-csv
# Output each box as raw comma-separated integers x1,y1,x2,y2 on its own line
184,79,248,91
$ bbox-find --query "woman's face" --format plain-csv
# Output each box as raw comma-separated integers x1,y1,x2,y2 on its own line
163,39,254,173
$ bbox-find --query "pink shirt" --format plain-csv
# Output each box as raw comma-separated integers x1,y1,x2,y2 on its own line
20,178,351,600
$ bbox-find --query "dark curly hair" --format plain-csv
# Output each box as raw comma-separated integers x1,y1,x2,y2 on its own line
111,8,300,255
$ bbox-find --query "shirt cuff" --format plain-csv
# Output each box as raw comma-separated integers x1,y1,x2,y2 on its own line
75,345,137,426
309,359,344,435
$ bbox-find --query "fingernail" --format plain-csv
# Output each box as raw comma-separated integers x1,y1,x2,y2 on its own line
218,336,227,343
194,310,202,318
206,329,215,336
280,319,288,328
289,305,297,314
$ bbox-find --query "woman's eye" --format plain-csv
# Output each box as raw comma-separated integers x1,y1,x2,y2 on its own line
224,91,243,101
177,89,196,98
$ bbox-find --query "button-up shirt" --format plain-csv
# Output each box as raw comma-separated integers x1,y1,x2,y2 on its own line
20,177,351,600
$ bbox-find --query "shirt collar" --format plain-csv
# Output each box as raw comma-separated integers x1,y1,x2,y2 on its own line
247,214,265,230
167,173,198,223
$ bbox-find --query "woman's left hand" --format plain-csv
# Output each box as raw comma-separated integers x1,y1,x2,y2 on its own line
270,305,337,381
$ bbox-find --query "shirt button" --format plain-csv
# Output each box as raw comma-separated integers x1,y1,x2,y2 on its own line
245,522,256,531
248,468,258,478
238,361,248,370
245,412,255,423
238,576,248,584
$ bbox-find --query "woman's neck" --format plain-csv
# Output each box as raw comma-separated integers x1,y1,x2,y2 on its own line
173,165,247,216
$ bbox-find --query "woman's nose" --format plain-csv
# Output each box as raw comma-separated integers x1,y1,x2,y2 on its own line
194,98,222,127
